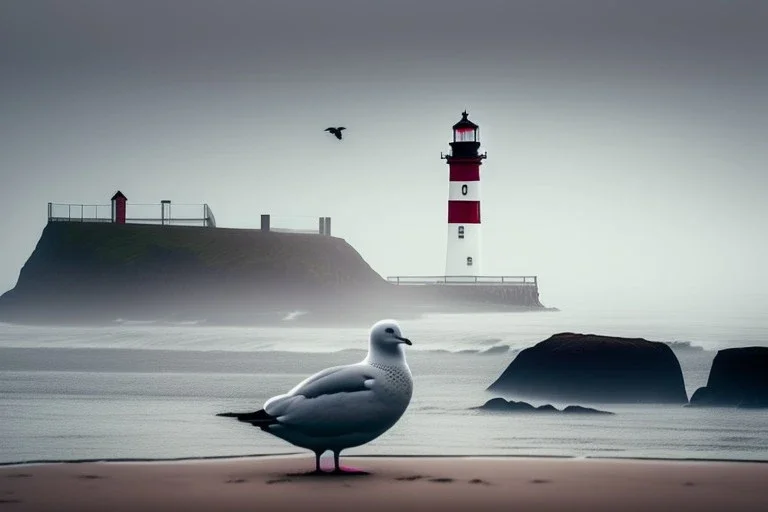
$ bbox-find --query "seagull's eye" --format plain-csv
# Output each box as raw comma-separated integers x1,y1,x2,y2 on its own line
385,327,394,334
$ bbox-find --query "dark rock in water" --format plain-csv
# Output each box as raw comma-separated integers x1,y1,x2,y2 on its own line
480,397,511,411
562,405,614,415
505,400,536,412
487,332,688,404
689,347,768,408
474,398,613,415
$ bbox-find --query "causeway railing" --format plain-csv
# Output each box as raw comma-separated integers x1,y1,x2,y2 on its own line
386,275,538,286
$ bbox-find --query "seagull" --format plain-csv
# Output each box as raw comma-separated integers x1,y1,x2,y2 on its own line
217,319,414,474
324,126,346,140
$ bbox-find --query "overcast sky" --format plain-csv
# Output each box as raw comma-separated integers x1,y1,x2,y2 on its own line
2,0,767,313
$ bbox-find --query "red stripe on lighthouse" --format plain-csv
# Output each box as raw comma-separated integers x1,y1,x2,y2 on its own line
449,164,480,182
448,200,481,224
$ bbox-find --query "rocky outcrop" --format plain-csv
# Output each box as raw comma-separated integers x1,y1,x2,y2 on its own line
474,398,614,415
0,222,395,326
689,347,768,408
487,333,688,404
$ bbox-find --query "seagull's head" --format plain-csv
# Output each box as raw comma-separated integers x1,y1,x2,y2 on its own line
369,319,412,351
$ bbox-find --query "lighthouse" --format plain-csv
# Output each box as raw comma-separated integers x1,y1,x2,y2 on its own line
441,111,486,277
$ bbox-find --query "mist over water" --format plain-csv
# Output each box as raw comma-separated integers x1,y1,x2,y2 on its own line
1,310,767,464
1,309,765,354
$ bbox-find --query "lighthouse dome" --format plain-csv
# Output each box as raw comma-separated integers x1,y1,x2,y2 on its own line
452,110,479,131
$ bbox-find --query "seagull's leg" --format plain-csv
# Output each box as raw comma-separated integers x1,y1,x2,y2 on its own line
332,450,368,474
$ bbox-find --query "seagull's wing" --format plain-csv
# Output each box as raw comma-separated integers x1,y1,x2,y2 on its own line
290,365,373,398
324,127,335,132
263,364,390,436
266,365,373,414
337,127,346,131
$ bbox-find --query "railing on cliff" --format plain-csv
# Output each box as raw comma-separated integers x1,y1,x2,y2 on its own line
259,214,332,236
386,275,538,286
47,202,217,228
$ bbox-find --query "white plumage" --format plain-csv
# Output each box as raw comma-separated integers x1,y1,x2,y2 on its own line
218,319,414,473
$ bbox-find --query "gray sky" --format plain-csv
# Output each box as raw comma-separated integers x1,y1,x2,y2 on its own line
2,0,767,313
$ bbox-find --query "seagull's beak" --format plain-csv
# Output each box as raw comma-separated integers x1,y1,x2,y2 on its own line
395,336,412,346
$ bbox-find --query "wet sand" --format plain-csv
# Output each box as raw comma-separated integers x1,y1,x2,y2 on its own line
2,455,767,512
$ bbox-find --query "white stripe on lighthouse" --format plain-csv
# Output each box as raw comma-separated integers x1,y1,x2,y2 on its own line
448,181,481,202
445,223,481,276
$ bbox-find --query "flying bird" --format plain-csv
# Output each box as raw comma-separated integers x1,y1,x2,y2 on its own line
324,126,346,140
217,319,414,474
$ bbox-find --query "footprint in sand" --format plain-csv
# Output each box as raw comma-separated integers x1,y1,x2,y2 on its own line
266,478,291,484
428,478,454,483
226,478,247,484
469,478,491,485
395,475,426,481
5,474,31,479
683,482,696,487
78,475,104,480
0,499,22,504
530,479,551,484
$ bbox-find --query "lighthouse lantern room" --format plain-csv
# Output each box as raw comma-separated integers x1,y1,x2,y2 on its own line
441,111,486,277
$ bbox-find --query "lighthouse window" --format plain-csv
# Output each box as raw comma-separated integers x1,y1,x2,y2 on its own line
467,257,473,266
455,128,476,142
458,226,465,239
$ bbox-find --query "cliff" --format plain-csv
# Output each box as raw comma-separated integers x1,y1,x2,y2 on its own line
487,333,688,404
0,222,546,326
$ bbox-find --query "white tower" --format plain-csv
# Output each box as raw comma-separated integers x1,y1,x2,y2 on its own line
441,111,486,278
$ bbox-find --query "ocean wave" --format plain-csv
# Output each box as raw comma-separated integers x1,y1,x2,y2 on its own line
664,340,706,351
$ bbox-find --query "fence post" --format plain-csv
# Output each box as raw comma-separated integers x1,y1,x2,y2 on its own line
47,202,52,221
260,214,270,232
325,217,331,236
319,217,325,235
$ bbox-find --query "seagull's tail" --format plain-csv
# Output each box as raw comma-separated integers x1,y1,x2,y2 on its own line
217,409,278,430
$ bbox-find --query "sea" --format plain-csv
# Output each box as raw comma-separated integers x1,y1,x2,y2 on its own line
1,306,767,465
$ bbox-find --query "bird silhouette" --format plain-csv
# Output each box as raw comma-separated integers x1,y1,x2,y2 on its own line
324,126,346,140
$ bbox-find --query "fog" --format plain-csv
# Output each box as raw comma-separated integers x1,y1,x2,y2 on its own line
1,0,766,314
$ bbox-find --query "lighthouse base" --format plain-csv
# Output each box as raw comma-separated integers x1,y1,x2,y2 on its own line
385,275,545,311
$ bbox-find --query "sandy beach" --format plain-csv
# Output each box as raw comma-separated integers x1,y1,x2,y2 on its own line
2,455,767,512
